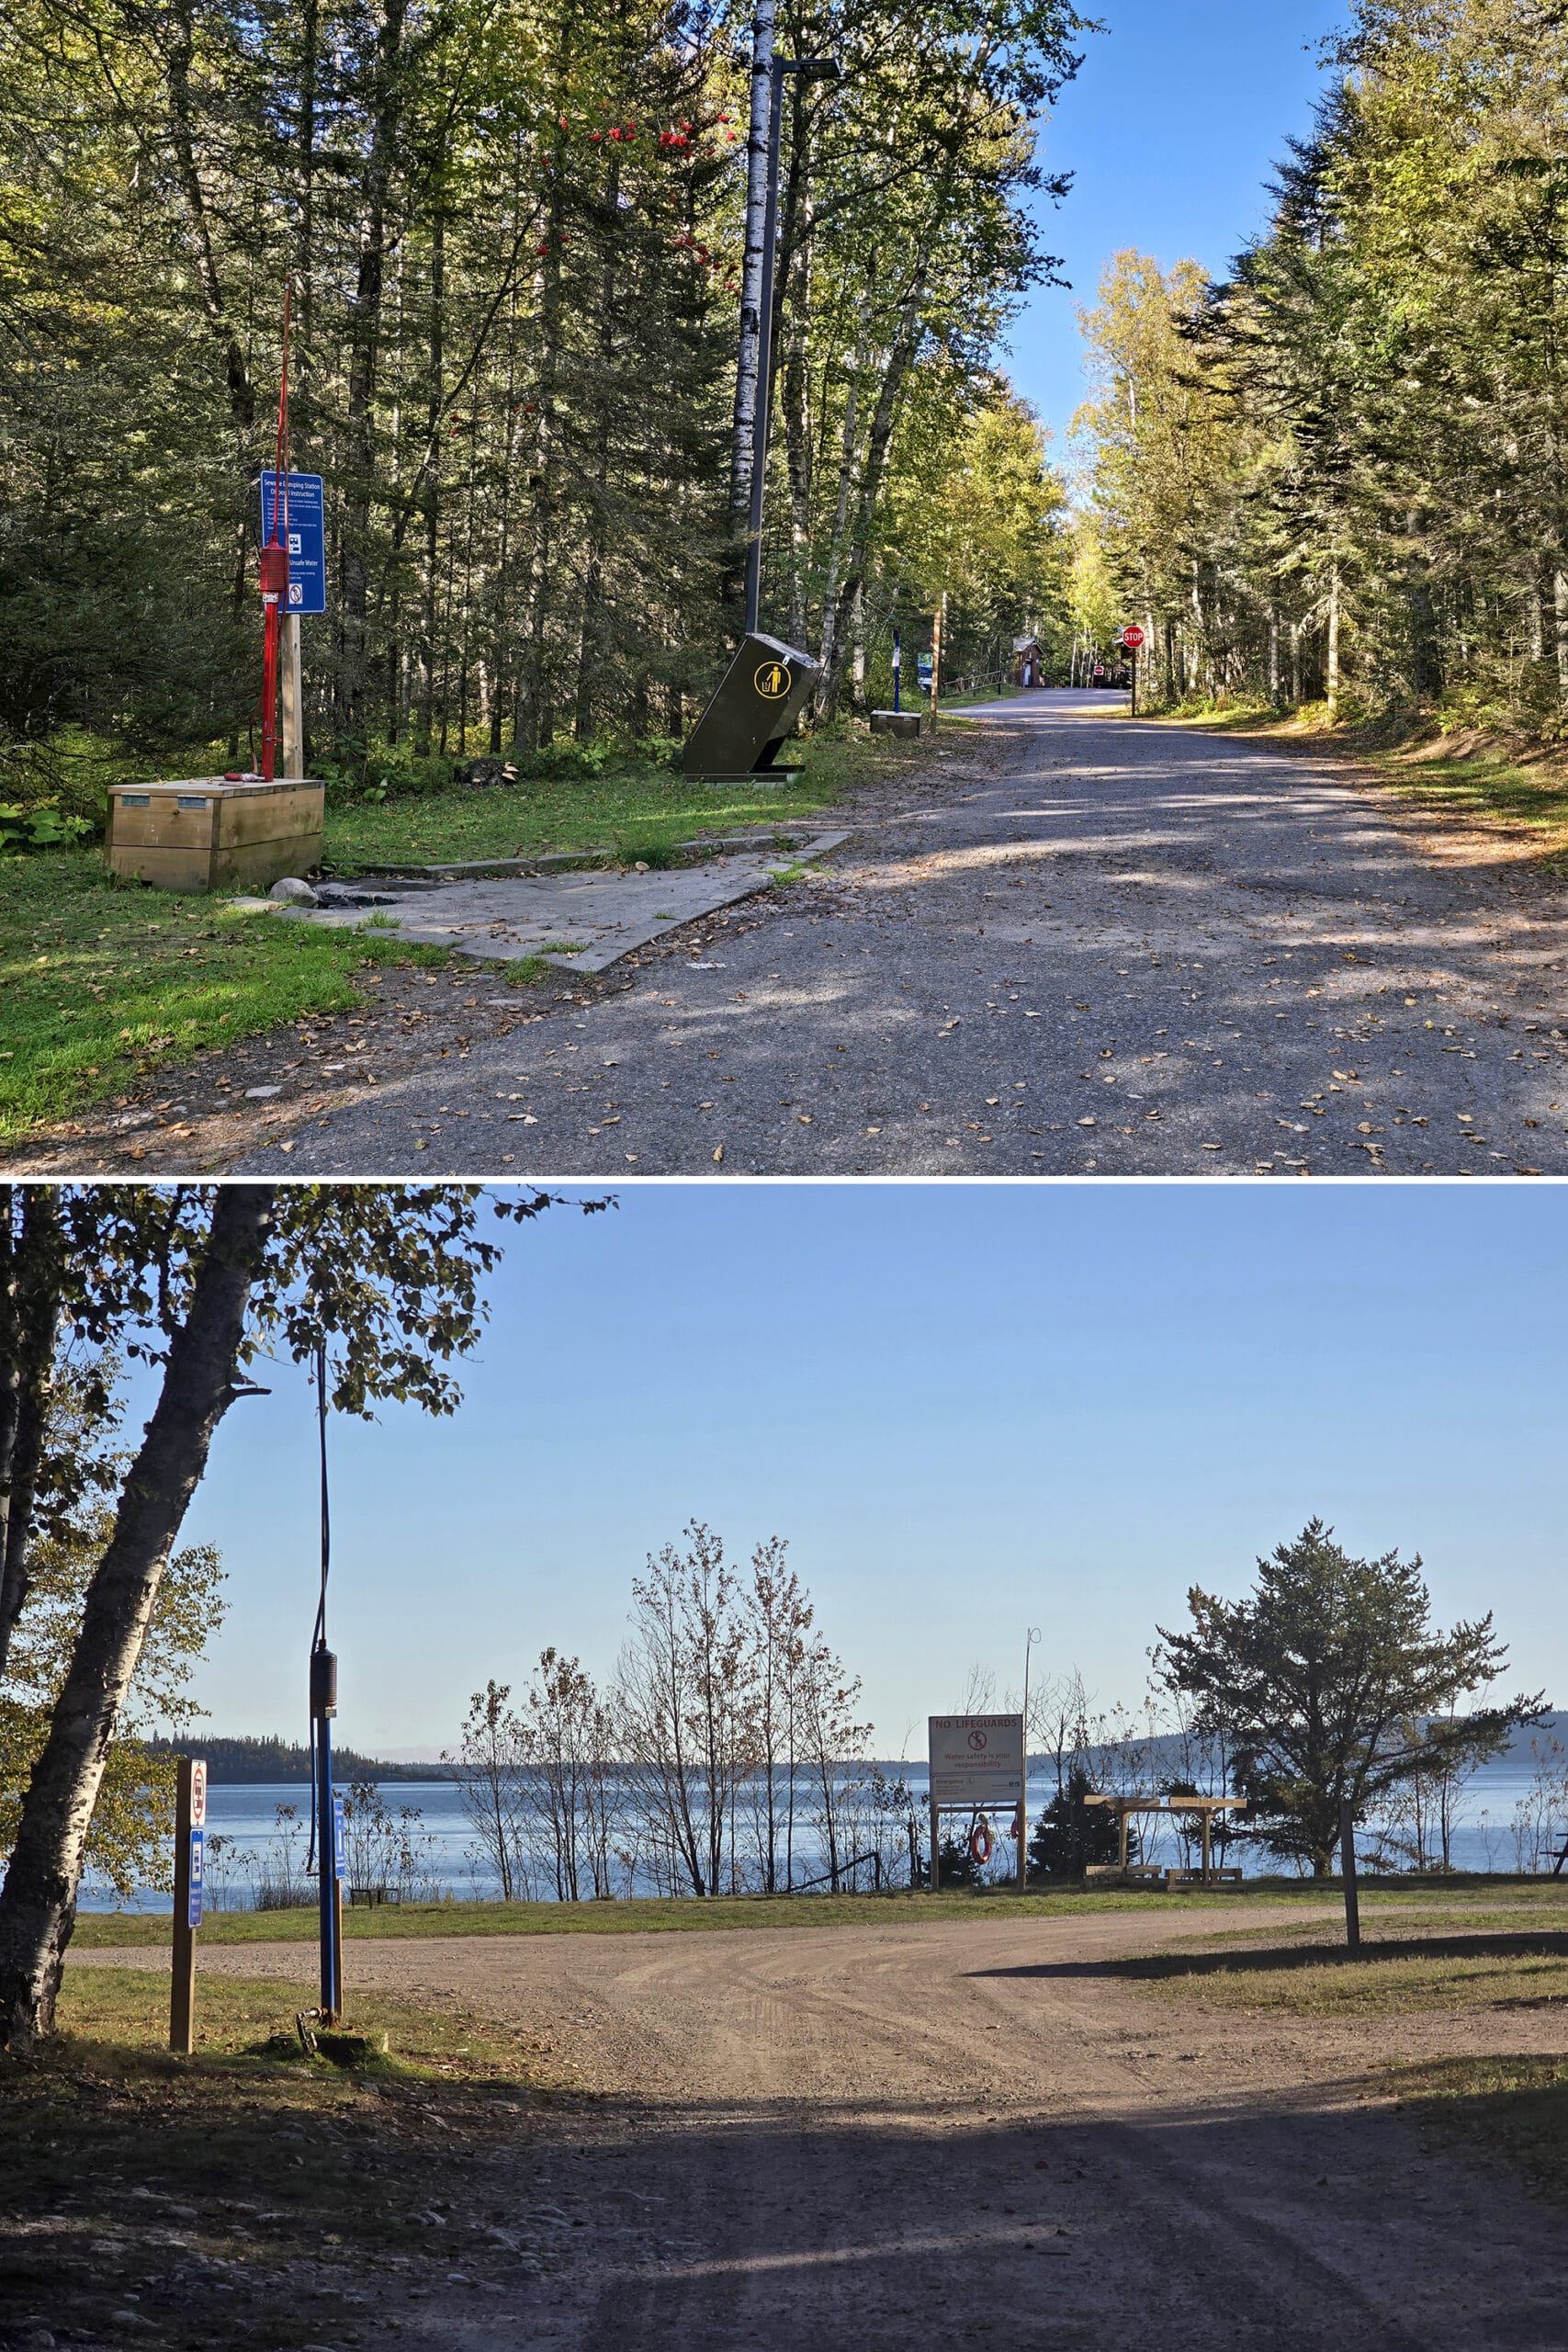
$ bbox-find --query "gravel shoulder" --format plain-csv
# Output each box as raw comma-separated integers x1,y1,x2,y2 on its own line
217,691,1568,1178
75,1903,1568,2349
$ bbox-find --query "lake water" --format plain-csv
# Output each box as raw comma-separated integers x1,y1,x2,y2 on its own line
78,1730,1568,1914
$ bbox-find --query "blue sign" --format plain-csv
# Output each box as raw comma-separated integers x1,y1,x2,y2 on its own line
259,470,326,616
187,1827,205,1928
333,1793,346,1882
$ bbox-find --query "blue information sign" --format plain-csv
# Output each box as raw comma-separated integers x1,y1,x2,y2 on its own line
259,470,326,616
333,1793,346,1882
187,1827,205,1928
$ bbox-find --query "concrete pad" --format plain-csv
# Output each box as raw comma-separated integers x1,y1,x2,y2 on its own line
284,832,852,972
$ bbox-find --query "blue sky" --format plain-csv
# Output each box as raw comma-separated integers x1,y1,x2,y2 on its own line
1010,0,1351,454
178,1182,1566,1758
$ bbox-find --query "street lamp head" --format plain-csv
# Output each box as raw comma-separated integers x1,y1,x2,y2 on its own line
785,56,841,79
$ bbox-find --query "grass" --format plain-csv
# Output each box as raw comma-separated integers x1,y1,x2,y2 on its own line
71,1881,1431,1951
1158,699,1568,864
55,1960,544,2082
1366,743,1568,857
0,1965,561,2347
1116,1925,1568,2018
324,741,849,873
73,1876,1568,1953
0,720,938,1140
1392,2054,1568,2203
0,852,455,1143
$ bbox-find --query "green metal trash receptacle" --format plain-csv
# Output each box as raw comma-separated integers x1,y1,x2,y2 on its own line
683,633,819,782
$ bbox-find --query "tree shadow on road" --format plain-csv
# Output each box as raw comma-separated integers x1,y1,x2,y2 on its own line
557,2074,1568,2352
964,1930,1568,1983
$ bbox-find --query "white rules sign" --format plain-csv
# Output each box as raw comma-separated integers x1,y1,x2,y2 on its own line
928,1714,1024,1807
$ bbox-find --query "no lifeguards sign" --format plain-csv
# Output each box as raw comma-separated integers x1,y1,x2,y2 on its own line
1120,626,1145,650
928,1714,1024,1807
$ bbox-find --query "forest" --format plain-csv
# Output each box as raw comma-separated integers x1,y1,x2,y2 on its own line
1071,0,1568,732
0,0,1079,813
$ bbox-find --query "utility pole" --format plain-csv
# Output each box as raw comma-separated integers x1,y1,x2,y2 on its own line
169,1756,206,2053
1019,1629,1040,1894
731,0,777,523
310,1341,342,2022
739,48,840,636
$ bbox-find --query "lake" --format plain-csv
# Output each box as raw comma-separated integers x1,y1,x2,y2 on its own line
77,1725,1568,1914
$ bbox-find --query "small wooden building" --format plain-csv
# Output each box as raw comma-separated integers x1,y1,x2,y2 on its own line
1013,635,1045,688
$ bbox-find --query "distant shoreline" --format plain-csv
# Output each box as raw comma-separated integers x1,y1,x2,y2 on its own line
141,1736,459,1785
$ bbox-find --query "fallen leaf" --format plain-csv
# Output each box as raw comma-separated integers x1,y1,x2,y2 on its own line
712,1145,724,1163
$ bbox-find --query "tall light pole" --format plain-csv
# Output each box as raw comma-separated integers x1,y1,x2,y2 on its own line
1019,1627,1041,1894
742,53,839,636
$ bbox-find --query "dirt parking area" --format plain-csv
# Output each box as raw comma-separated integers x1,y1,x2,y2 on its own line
71,1902,1568,2350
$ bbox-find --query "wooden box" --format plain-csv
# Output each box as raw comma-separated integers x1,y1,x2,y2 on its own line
105,777,325,895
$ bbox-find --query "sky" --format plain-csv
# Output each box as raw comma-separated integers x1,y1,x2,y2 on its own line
176,1182,1568,1761
1006,0,1352,457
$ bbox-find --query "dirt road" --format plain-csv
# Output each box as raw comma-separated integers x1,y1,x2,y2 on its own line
215,689,1568,1178
81,1905,1568,2348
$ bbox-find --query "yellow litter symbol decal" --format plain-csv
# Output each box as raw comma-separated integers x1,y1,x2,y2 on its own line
754,659,793,700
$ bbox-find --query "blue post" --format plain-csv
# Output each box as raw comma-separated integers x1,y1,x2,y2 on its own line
311,1644,341,2018
316,1707,340,2017
893,630,901,713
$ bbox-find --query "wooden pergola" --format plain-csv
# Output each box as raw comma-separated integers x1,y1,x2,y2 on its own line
1083,1792,1247,1884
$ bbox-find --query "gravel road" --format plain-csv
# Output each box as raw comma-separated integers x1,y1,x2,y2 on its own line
228,691,1568,1177
81,1906,1568,2348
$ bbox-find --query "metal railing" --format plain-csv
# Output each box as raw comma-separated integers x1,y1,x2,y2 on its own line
779,1849,885,1894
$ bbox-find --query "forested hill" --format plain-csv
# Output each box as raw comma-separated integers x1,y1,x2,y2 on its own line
141,1736,457,1785
1,0,1081,809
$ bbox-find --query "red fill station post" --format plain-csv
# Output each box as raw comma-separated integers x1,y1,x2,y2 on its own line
1120,625,1145,717
255,286,294,782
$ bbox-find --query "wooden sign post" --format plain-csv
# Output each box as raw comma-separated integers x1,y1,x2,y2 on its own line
169,1756,206,2053
930,592,946,729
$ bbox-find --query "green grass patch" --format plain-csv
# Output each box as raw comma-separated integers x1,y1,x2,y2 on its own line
1366,745,1568,853
0,852,452,1143
1163,703,1568,860
1392,2054,1568,2203
325,754,831,872
1118,1928,1568,2018
73,1875,1568,1954
73,1882,1359,1951
0,718,950,1142
56,1962,538,2082
322,723,930,873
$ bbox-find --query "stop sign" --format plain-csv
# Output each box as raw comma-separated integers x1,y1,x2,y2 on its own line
1121,626,1145,650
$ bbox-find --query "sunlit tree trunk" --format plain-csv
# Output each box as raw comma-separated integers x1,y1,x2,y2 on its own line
0,1190,276,2051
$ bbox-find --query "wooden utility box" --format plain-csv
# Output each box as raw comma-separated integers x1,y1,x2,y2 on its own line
105,776,324,895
